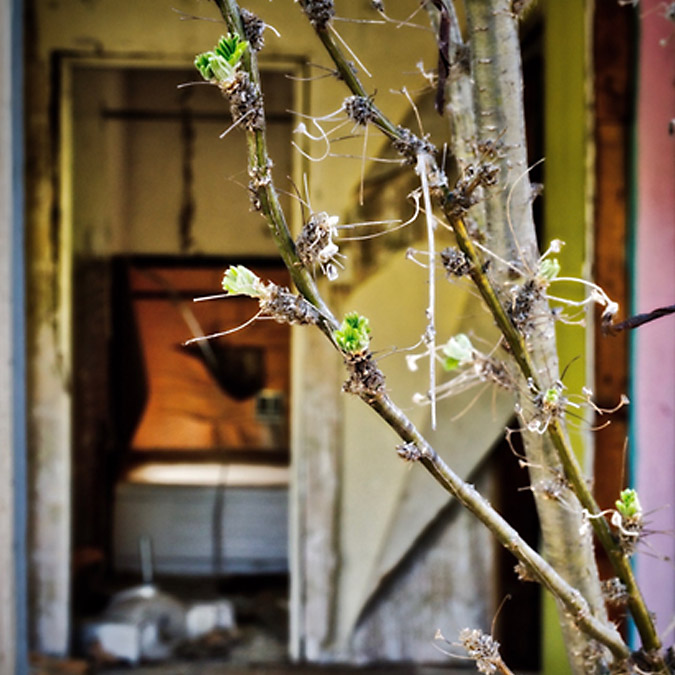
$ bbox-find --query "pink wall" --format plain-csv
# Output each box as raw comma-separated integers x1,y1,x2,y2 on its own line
634,6,675,639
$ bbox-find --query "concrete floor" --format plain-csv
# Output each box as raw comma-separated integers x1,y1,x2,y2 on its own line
105,663,468,675
101,666,464,674
32,656,470,675
48,576,488,675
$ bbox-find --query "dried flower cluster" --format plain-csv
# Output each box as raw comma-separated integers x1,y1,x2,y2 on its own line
392,127,435,164
240,8,265,51
343,95,377,126
301,0,335,30
601,577,628,608
507,278,545,337
262,285,321,326
342,352,386,398
247,159,273,212
459,628,504,675
296,211,341,280
443,161,499,220
223,70,264,131
441,246,472,277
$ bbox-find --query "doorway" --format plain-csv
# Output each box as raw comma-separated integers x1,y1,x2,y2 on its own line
68,60,297,664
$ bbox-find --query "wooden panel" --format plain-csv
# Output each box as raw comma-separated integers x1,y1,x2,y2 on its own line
592,1,634,587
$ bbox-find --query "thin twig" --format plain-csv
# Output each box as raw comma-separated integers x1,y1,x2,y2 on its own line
604,303,675,335
417,152,437,429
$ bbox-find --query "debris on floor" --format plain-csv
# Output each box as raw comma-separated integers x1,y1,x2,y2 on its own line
80,584,237,666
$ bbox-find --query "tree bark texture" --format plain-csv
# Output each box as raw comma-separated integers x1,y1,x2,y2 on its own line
462,2,609,672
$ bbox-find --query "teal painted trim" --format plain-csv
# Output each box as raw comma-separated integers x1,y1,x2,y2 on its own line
12,0,29,670
625,2,640,651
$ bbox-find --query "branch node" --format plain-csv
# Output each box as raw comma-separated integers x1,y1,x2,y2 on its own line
396,441,423,462
342,352,386,398
262,285,322,326
601,578,628,609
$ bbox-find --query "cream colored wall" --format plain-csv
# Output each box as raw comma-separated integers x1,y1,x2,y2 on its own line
70,65,290,256
27,0,437,655
335,243,513,653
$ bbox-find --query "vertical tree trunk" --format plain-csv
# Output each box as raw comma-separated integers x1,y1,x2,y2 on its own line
461,2,609,672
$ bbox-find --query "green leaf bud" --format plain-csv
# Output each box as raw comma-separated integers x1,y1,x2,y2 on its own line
222,265,266,298
335,312,371,354
194,34,248,84
615,488,642,519
442,333,474,371
538,257,561,282
544,387,560,406
214,34,248,64
194,53,215,81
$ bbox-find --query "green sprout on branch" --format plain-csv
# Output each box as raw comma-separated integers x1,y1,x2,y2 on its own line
543,386,561,406
222,265,267,298
334,312,371,354
442,333,474,371
195,34,249,84
615,488,642,520
538,257,561,283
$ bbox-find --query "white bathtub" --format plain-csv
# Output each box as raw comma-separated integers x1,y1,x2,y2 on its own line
113,463,289,576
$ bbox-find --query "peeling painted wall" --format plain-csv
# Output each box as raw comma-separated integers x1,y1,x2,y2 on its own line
26,0,438,657
26,0,502,663
1,0,23,669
